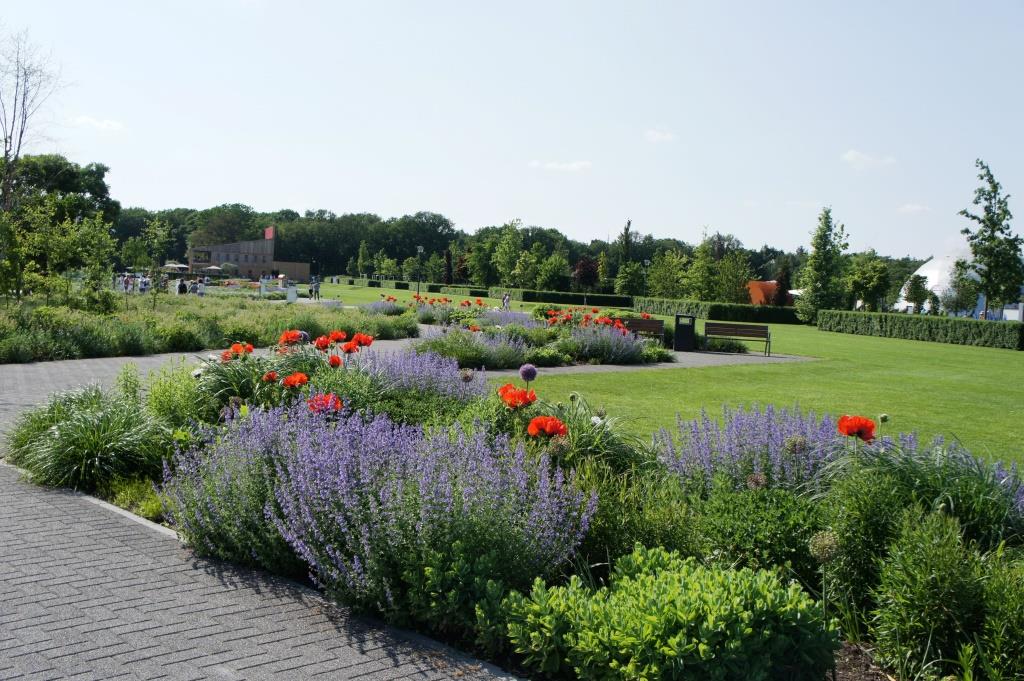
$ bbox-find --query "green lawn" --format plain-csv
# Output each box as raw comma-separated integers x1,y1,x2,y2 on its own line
527,322,1023,464
318,284,1022,463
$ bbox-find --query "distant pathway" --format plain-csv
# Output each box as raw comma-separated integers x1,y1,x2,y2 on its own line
0,464,511,680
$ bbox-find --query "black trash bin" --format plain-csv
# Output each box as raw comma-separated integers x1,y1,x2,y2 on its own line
673,314,696,351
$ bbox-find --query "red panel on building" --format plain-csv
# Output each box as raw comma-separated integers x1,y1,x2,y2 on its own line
264,226,275,240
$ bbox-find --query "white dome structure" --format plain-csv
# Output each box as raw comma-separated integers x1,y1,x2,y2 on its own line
895,247,1023,320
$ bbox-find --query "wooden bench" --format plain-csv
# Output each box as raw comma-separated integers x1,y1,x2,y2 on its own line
704,321,771,356
613,317,665,341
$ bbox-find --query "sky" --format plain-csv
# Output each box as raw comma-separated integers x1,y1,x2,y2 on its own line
6,1,1024,258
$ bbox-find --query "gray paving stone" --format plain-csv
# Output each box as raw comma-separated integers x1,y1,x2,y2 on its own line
0,465,516,680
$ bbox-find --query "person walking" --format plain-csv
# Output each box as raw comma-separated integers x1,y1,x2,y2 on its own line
313,279,321,301
197,279,206,297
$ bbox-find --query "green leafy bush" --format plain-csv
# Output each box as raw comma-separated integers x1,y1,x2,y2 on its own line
871,510,986,679
978,552,1024,680
817,309,1024,350
6,383,170,492
102,476,165,522
504,545,839,680
524,345,571,367
634,296,801,324
146,360,216,429
697,479,822,588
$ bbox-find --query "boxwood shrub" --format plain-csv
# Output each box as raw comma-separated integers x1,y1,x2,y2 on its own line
504,544,839,680
440,285,490,297
817,309,1024,350
634,296,802,324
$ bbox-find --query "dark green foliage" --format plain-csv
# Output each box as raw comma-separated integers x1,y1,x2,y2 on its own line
870,510,986,679
634,296,801,323
524,345,571,367
489,287,634,307
697,480,822,589
817,309,1024,350
978,553,1024,680
504,545,839,681
439,286,489,297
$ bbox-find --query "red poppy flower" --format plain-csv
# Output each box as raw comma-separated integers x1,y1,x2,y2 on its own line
475,298,483,306
592,307,599,313
353,333,374,347
313,335,331,351
307,393,342,414
497,383,537,409
220,349,234,363
837,415,876,443
341,340,360,354
244,343,254,353
261,370,278,382
278,329,302,345
640,312,652,319
329,330,348,343
527,415,568,437
282,372,309,388
468,325,481,332
328,355,342,368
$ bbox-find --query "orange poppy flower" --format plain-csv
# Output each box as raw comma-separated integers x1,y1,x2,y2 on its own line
261,370,278,382
328,355,342,368
527,415,567,437
282,372,309,388
837,415,876,443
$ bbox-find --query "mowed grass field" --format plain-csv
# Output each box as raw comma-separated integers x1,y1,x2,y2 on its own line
320,284,1024,463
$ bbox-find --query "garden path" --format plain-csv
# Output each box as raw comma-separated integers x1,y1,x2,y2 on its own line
0,462,514,680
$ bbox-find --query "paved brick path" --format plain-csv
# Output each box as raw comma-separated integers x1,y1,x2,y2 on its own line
0,464,512,680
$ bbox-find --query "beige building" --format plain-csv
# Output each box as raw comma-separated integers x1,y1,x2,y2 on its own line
188,228,310,282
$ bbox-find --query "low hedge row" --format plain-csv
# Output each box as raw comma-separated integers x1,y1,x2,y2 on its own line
817,310,1024,350
440,286,490,297
633,296,802,324
490,288,634,308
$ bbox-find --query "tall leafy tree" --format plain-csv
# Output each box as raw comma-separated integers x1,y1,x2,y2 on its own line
903,274,930,313
772,261,793,306
795,208,848,322
613,260,645,295
510,250,539,288
536,252,569,291
596,251,612,292
713,250,754,303
938,260,980,316
959,159,1024,316
572,254,599,292
491,222,523,287
356,240,372,276
847,251,891,311
680,239,716,301
614,219,635,268
647,250,687,298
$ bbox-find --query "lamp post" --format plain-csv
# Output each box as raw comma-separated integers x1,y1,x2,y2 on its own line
416,245,424,297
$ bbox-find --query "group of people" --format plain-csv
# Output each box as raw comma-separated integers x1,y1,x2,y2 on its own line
115,273,156,294
308,276,321,300
175,277,209,296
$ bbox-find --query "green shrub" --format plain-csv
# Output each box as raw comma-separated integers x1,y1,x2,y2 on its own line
7,385,170,492
440,286,489,297
871,510,986,679
634,296,802,324
146,360,216,429
697,479,822,589
817,309,1024,350
978,553,1024,680
537,393,653,473
504,545,839,680
490,287,633,308
0,329,46,362
103,476,165,522
524,345,571,367
155,319,206,351
575,463,696,569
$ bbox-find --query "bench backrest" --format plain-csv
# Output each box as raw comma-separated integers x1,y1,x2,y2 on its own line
704,321,769,339
618,318,665,334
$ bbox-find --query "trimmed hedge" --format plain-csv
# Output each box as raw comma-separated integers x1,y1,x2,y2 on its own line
440,286,490,297
634,296,802,324
489,288,633,308
817,310,1024,350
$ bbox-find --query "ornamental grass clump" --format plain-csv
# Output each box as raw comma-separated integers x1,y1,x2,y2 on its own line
656,404,845,493
270,407,595,642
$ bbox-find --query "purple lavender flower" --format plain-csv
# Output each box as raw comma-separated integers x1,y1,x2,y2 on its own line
348,348,487,400
519,363,538,383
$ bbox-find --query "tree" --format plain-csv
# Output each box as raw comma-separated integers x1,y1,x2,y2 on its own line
401,256,421,282
847,252,891,311
959,159,1024,317
647,250,687,299
713,250,754,303
510,250,539,289
186,204,258,247
536,253,570,291
424,252,444,283
1,31,58,213
772,261,793,306
938,260,980,316
572,254,599,292
491,222,523,287
795,208,848,323
596,251,612,292
356,240,371,276
614,219,635,268
903,274,930,313
680,239,716,300
345,256,357,276
614,261,645,295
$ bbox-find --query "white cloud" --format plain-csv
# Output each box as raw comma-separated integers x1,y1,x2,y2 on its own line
528,160,592,172
644,128,676,143
898,203,930,214
841,149,896,170
72,116,124,131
